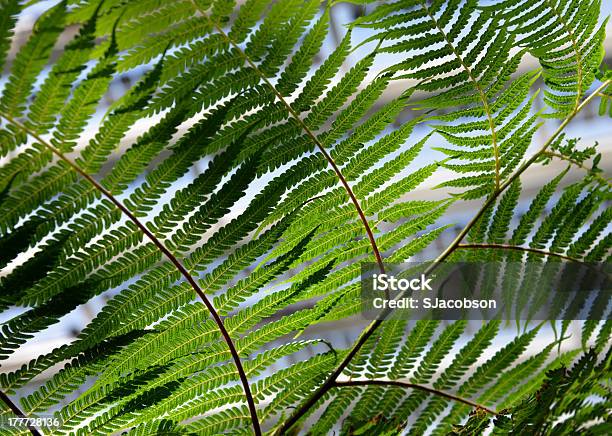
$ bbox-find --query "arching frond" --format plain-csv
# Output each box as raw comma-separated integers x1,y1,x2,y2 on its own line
0,0,609,434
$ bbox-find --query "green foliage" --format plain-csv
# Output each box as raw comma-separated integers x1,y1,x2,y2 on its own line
484,0,607,118
0,0,609,434
452,348,611,435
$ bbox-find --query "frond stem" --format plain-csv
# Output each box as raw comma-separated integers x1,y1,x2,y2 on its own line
333,380,497,415
192,2,386,276
542,151,611,187
276,78,611,434
0,390,42,436
0,111,260,436
419,0,501,190
457,243,583,263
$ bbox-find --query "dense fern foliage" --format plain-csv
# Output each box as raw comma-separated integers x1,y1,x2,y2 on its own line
451,348,611,435
0,0,610,435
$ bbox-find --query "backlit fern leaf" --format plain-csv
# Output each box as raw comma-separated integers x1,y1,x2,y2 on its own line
0,2,66,119
353,1,545,197
0,0,609,434
485,0,607,118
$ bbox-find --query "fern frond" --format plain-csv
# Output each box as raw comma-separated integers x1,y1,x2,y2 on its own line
487,0,606,117
431,326,541,435
0,1,66,119
408,321,501,433
0,1,609,434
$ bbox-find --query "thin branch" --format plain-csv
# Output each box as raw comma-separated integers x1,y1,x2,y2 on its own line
275,319,386,434
0,390,42,436
457,243,583,263
543,151,611,188
0,112,261,436
191,1,386,276
334,380,498,415
276,79,611,434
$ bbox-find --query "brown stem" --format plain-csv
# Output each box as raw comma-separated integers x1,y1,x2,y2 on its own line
0,390,42,436
334,380,497,415
190,1,385,276
184,8,390,430
0,112,261,436
457,243,583,263
274,319,382,435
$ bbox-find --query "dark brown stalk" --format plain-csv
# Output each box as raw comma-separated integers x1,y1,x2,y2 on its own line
192,2,386,276
186,9,391,432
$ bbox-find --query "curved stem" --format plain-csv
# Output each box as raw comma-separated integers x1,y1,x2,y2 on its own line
0,112,261,436
457,243,583,263
277,79,611,434
0,390,42,436
334,380,497,415
191,1,385,275
543,151,611,188
275,320,386,434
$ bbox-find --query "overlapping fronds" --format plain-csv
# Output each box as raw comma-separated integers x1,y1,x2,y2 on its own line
484,0,607,117
452,167,610,333
0,0,609,434
452,348,611,435
320,320,549,435
351,0,545,197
